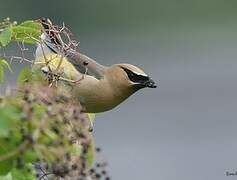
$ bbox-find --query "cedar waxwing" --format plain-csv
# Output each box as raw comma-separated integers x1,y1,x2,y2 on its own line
33,20,157,113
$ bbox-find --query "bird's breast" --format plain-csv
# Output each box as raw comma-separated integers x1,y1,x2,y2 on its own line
72,78,133,113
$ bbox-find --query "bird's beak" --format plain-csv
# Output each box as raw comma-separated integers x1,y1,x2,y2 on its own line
144,78,157,88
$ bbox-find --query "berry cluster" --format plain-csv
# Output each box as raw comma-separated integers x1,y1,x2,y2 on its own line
0,81,100,179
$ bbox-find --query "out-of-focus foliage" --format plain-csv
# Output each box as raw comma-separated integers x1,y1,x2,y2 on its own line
0,68,94,179
0,18,99,179
0,58,11,83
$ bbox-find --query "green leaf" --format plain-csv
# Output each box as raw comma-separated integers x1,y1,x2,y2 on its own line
0,104,20,136
0,59,12,72
19,21,41,30
11,164,36,180
0,173,12,180
0,121,23,175
0,158,13,176
0,138,18,175
12,21,42,44
17,67,33,85
0,59,12,83
23,150,38,163
32,103,46,120
0,27,12,47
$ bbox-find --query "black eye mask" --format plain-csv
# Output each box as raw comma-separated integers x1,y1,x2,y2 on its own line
121,67,157,88
121,67,149,83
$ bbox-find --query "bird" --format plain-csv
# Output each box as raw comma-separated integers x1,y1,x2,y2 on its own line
33,19,157,113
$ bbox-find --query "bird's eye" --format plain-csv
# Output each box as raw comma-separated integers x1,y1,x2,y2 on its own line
121,67,149,83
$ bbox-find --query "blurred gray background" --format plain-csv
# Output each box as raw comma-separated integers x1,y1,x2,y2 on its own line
1,0,237,179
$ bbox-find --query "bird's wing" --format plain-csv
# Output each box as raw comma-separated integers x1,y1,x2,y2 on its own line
65,51,106,80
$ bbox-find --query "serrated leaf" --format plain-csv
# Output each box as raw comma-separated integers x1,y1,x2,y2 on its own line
12,21,42,44
0,27,12,47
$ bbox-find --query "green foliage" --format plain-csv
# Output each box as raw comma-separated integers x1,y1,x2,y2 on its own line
0,104,20,136
0,18,100,179
0,127,22,175
0,59,12,83
0,19,41,83
0,20,41,48
0,27,12,47
16,67,33,85
0,78,95,178
11,164,36,180
0,173,12,180
12,20,42,44
0,164,36,180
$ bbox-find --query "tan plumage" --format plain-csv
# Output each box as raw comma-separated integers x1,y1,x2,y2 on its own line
34,23,156,113
71,63,142,113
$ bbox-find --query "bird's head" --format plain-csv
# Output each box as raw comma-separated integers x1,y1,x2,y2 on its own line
108,64,157,91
